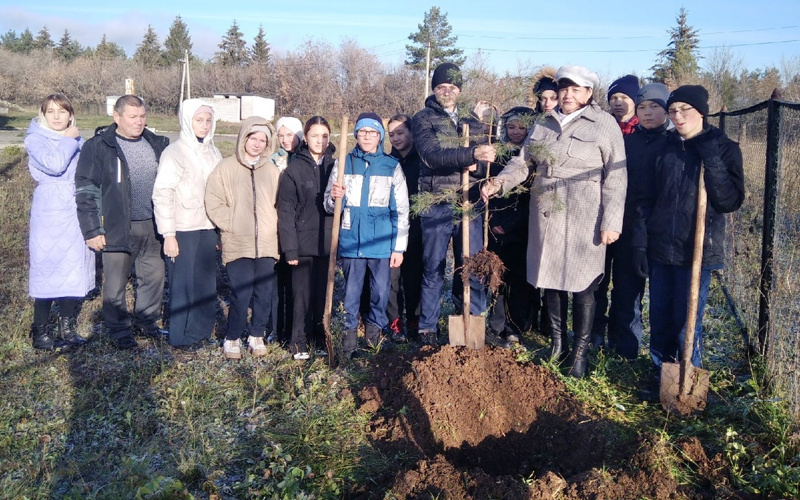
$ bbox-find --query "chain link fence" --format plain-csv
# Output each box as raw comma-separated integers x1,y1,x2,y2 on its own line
709,97,800,417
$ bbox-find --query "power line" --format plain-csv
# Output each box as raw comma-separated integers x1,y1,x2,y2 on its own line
449,39,800,55
454,25,799,42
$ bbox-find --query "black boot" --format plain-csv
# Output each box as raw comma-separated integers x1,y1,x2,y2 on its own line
545,291,569,362
567,302,596,378
365,324,383,348
342,329,358,359
58,316,87,346
31,323,55,350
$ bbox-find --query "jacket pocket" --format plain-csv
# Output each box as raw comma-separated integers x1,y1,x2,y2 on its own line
567,130,598,162
368,176,392,207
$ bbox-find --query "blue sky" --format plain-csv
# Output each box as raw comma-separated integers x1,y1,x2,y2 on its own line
2,0,799,81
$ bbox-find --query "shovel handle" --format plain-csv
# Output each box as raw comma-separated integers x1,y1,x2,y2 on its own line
680,165,707,395
462,124,471,327
323,115,349,364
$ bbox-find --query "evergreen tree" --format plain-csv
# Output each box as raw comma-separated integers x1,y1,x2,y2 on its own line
55,30,82,62
0,30,19,51
250,25,270,65
16,28,35,54
651,7,700,83
164,15,192,66
134,25,164,68
94,34,126,59
215,20,248,66
405,6,465,70
33,26,54,50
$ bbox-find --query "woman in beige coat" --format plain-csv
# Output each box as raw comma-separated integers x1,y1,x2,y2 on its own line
483,65,627,377
205,117,280,359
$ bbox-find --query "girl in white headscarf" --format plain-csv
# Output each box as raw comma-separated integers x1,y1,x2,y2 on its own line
153,99,222,350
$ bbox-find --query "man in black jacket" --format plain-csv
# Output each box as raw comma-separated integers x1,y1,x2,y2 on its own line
411,62,496,344
76,95,170,349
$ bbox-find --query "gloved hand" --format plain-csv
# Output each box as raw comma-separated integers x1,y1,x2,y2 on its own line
689,131,720,161
632,247,649,279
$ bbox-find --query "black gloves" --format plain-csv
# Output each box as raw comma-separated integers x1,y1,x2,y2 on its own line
633,247,649,279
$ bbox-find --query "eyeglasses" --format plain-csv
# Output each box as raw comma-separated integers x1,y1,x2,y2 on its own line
357,130,379,138
668,106,695,117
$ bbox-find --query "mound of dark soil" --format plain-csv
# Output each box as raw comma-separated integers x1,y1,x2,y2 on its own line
353,345,723,499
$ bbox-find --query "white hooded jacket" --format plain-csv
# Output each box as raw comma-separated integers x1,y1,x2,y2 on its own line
152,99,223,236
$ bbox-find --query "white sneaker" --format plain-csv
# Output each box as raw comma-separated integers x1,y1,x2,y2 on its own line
293,351,310,360
223,339,242,360
249,336,267,357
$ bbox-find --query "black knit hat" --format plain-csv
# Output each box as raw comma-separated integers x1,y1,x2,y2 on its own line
667,85,710,117
608,74,640,102
431,62,463,90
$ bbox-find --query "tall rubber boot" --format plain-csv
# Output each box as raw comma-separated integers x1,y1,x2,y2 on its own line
545,291,570,362
568,302,596,378
342,329,358,360
58,316,87,346
31,323,55,351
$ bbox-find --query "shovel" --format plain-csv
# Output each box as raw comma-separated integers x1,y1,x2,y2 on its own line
660,165,710,416
322,116,350,366
448,123,486,349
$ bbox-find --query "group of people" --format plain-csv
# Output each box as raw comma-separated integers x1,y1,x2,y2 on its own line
26,61,744,385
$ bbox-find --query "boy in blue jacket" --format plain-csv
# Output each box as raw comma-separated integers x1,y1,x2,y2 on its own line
325,112,410,357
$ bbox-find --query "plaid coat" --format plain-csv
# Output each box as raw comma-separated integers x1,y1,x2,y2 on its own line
496,103,627,292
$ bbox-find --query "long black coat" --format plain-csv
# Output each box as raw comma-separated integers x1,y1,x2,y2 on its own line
632,125,744,268
277,142,336,261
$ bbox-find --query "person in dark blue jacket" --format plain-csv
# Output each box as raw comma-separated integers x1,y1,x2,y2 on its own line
325,113,410,358
632,85,744,395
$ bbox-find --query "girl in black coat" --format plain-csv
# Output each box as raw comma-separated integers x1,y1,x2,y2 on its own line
277,116,336,359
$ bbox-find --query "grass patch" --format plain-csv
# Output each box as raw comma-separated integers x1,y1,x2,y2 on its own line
1,147,798,498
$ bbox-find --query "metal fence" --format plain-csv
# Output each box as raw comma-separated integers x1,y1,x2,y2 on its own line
708,93,800,415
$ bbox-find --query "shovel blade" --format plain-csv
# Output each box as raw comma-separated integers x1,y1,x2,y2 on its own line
660,362,710,417
448,315,486,349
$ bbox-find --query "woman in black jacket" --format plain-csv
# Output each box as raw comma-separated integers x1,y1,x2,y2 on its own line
277,116,336,360
633,85,744,384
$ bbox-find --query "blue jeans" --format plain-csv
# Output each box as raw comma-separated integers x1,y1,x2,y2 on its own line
648,262,712,368
418,202,485,332
342,257,391,332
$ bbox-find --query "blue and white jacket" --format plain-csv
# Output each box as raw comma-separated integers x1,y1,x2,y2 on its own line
324,146,409,259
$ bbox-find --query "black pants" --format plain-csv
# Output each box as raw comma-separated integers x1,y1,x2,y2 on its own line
387,232,423,325
167,230,218,346
225,257,277,341
290,255,328,353
488,238,537,335
276,258,293,342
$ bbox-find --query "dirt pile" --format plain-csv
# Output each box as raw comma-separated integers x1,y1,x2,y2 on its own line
354,345,719,499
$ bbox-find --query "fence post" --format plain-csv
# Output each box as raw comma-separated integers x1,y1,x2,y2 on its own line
718,104,727,134
758,88,783,355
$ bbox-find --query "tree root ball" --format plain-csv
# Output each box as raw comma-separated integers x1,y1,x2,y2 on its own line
463,249,506,294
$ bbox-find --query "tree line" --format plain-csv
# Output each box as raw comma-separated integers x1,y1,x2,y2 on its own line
1,7,798,119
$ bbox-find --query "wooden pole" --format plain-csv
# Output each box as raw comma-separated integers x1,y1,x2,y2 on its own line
461,124,471,329
185,49,191,99
323,116,349,364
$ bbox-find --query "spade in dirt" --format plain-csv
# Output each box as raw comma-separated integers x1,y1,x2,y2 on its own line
448,123,486,349
660,165,710,417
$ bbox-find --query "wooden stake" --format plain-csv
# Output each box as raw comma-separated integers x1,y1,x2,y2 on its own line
323,116,349,365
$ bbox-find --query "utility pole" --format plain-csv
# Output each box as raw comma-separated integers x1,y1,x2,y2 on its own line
179,49,191,103
423,39,431,105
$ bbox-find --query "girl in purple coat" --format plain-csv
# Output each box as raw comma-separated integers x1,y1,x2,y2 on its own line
25,94,95,350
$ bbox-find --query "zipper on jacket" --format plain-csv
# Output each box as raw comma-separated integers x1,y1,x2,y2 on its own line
251,168,258,257
117,158,122,183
